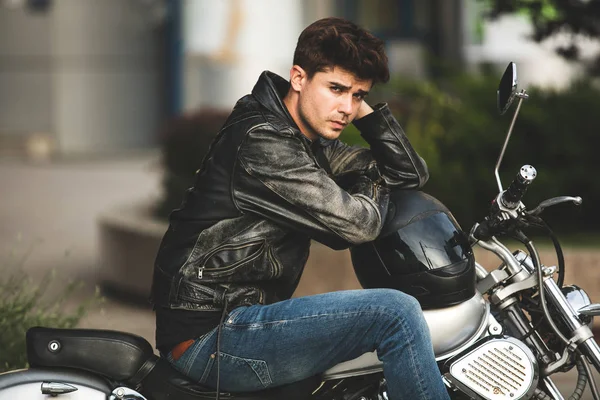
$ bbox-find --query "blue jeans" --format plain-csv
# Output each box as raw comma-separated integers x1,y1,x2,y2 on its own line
165,289,450,400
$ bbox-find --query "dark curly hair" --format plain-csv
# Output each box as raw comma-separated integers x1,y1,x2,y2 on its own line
293,17,389,84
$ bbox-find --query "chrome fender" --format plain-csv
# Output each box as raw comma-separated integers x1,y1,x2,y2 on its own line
0,368,110,400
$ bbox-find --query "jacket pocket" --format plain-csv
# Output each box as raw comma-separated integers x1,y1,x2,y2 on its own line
199,239,281,282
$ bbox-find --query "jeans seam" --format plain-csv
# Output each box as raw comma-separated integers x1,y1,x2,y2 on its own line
386,308,432,399
182,329,217,375
226,309,384,328
406,321,430,399
220,352,273,388
263,362,273,387
200,355,215,384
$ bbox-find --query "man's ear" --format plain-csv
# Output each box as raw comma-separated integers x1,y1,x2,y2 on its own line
289,65,306,91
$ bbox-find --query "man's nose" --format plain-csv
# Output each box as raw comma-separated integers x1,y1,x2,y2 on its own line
337,94,354,115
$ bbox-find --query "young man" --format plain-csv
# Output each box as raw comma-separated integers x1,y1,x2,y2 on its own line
151,17,450,400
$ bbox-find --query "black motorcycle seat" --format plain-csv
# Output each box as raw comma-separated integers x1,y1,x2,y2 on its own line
26,327,320,399
27,326,155,384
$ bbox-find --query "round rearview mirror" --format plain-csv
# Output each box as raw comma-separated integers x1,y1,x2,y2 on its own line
498,62,518,115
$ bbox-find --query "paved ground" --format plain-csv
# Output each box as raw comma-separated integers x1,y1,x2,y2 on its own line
1,153,599,398
0,152,161,343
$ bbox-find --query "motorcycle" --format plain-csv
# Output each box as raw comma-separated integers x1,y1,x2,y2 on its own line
1,62,599,400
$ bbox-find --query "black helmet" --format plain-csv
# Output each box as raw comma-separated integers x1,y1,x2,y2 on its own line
350,190,476,309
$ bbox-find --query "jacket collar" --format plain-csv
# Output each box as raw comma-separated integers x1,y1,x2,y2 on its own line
252,71,296,127
251,71,332,147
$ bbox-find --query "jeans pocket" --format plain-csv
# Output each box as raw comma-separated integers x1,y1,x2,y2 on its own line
168,329,217,378
203,351,273,391
225,306,246,325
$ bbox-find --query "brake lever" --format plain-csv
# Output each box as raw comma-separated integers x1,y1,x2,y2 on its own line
525,196,583,216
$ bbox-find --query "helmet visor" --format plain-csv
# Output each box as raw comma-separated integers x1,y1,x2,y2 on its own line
374,212,472,275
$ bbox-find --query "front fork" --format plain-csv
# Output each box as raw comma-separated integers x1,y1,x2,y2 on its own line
518,252,600,373
476,237,600,399
476,236,600,372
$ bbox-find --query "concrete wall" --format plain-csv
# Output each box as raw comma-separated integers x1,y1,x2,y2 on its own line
0,0,161,154
51,0,160,153
0,5,53,135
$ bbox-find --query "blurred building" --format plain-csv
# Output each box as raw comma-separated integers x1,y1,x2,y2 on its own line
0,0,165,157
182,0,464,110
0,0,463,157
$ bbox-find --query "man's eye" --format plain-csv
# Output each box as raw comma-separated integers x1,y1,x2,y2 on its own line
354,93,365,101
331,86,342,92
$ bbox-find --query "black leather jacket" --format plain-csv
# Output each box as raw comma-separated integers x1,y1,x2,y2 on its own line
150,71,428,312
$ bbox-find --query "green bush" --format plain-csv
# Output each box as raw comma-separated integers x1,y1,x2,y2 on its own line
434,75,600,234
0,263,100,372
501,80,600,233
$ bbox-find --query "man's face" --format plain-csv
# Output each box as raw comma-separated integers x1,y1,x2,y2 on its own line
288,66,372,141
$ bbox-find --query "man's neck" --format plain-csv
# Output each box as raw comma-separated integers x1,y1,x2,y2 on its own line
283,91,316,141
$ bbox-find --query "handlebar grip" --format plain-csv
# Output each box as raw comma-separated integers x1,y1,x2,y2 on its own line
501,165,537,208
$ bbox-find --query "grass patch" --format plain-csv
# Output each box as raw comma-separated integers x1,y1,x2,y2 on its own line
0,247,102,372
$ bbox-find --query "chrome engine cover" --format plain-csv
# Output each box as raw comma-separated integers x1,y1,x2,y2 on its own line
445,336,538,400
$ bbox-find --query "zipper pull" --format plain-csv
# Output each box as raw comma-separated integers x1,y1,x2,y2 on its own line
198,267,205,279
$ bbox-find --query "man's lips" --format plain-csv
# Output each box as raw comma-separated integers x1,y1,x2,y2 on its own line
330,121,347,129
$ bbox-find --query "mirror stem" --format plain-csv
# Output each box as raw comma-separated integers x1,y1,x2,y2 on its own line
494,89,529,192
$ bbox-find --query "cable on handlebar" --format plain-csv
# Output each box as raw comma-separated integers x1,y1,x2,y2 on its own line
504,213,566,289
522,214,566,289
521,231,600,400
527,238,570,345
571,358,590,400
511,231,594,400
580,354,600,400
532,358,589,400
507,230,549,343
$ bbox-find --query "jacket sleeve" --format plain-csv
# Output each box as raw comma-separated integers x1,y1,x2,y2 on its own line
233,125,389,250
324,103,429,189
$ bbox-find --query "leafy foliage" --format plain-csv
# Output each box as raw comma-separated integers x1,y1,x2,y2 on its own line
0,258,101,372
